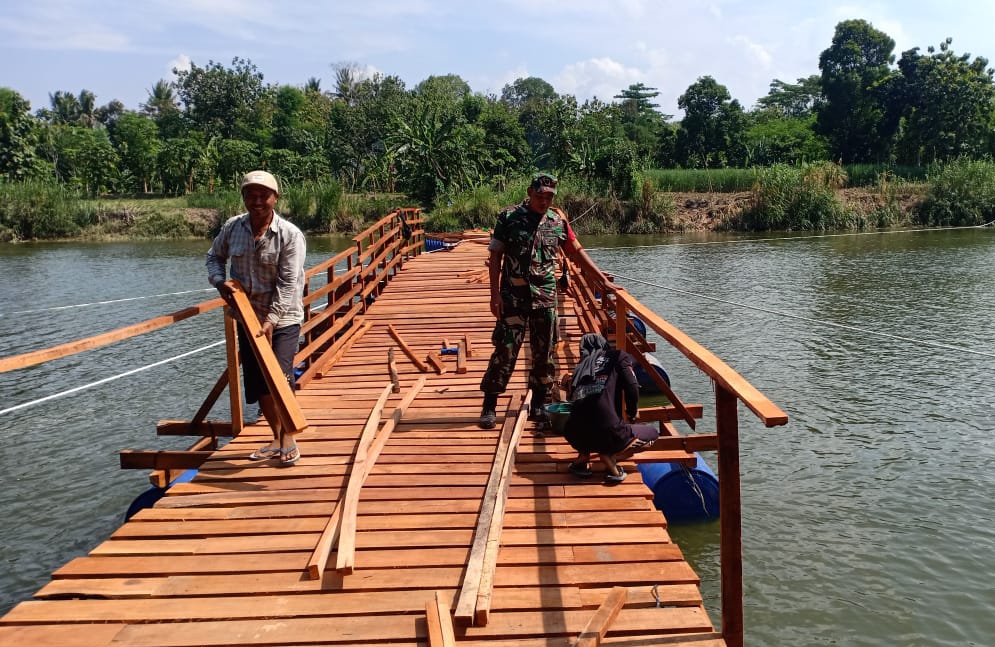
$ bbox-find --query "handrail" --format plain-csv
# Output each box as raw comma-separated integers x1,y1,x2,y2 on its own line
563,240,787,647
0,210,424,387
0,299,224,373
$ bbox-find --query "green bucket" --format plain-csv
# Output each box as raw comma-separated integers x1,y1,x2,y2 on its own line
545,402,572,435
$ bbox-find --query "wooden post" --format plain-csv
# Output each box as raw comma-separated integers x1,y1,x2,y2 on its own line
463,333,473,357
614,296,627,353
456,340,467,374
223,313,243,436
388,347,400,392
716,384,744,647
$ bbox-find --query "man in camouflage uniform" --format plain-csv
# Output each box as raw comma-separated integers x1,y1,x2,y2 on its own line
478,172,578,429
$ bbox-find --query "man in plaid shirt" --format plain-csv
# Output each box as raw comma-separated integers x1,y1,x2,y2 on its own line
207,170,306,465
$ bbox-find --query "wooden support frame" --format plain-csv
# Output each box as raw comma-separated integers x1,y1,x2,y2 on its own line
119,450,213,471
223,313,244,435
155,421,234,437
226,281,309,435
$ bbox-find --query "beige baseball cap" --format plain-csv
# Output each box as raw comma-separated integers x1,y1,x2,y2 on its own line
240,170,279,195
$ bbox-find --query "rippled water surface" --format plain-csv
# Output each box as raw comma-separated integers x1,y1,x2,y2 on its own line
2,231,994,646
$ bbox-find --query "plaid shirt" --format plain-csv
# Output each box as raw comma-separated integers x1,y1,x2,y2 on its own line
206,212,306,327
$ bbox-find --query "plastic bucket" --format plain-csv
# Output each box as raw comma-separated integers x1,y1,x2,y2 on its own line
545,402,572,435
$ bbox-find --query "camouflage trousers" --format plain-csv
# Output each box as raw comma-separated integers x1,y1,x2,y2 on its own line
480,304,557,395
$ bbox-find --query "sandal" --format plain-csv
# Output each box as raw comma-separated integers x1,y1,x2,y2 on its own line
568,461,594,478
604,465,627,484
249,445,280,461
279,444,301,465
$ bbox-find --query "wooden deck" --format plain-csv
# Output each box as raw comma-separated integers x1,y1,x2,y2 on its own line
0,237,733,646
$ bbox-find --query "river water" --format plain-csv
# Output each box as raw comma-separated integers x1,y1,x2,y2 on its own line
1,230,993,646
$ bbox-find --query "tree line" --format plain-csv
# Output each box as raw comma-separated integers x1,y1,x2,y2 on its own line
1,18,993,207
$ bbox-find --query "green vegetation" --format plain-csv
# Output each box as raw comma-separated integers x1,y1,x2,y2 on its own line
739,163,853,231
2,18,995,237
917,159,995,226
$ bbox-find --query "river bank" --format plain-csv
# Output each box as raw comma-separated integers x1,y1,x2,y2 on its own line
0,186,930,243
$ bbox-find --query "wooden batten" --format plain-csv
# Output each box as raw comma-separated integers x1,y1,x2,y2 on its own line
119,450,213,471
387,324,430,372
155,421,234,436
571,586,628,647
425,352,447,374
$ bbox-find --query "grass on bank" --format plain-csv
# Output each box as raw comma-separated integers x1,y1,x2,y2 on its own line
3,160,991,240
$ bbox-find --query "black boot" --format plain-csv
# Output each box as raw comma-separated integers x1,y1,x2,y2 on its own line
528,389,549,423
478,392,499,429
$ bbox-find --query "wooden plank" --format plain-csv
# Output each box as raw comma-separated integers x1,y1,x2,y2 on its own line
226,280,309,435
475,391,531,625
332,382,395,576
457,339,467,373
426,351,448,374
572,586,628,647
388,323,431,372
336,376,427,574
426,590,457,647
454,393,525,624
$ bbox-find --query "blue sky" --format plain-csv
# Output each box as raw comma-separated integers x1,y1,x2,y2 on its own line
2,1,994,117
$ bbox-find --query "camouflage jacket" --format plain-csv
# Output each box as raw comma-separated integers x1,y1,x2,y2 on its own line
491,203,568,309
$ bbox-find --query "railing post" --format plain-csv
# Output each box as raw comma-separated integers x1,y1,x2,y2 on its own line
614,293,627,353
716,383,744,647
224,312,243,436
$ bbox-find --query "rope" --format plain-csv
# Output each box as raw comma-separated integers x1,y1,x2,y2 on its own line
0,340,225,417
0,288,215,317
585,223,994,252
609,271,995,360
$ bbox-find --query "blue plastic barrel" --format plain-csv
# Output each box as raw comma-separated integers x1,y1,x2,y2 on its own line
124,468,198,521
638,454,720,522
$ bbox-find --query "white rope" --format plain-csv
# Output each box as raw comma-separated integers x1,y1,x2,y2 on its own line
0,288,216,317
610,271,995,360
0,340,225,417
585,224,993,252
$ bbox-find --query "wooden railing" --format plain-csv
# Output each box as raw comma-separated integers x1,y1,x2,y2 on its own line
0,208,424,486
563,242,788,647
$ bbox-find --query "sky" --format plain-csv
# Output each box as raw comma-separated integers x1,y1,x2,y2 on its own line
2,1,995,117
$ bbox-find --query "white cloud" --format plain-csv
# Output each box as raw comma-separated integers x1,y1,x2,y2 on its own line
731,35,773,69
554,57,644,102
167,54,191,79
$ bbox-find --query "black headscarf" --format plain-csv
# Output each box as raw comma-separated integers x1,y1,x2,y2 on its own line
572,333,610,389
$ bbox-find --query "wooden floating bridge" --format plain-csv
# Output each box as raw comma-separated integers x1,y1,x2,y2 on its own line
0,210,787,647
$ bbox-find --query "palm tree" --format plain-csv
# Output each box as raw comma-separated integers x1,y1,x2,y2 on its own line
304,77,322,94
77,90,96,128
332,62,363,106
142,80,178,116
